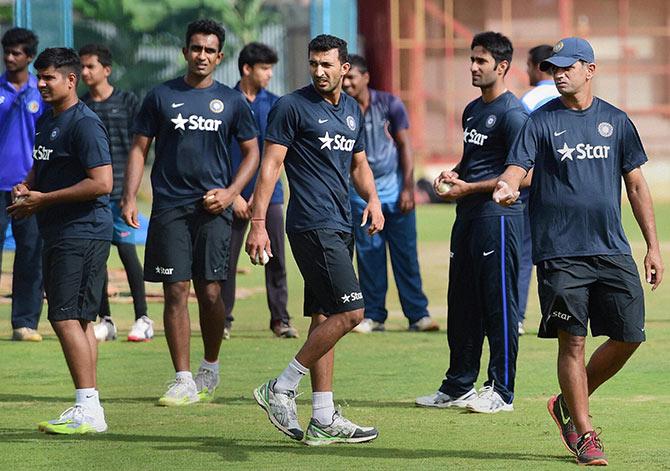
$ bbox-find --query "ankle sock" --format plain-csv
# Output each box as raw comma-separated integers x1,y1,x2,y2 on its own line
312,391,335,424
274,358,308,393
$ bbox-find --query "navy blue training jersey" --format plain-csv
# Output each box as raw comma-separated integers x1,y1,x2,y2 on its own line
32,101,113,242
265,85,365,233
133,78,258,209
506,97,647,263
458,91,528,219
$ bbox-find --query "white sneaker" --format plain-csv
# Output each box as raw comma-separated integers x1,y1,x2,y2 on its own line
253,379,303,440
518,321,526,335
194,366,220,402
409,316,440,332
304,410,378,446
415,388,478,408
38,404,107,434
352,318,385,334
157,377,200,406
94,318,117,342
127,315,154,342
466,385,513,413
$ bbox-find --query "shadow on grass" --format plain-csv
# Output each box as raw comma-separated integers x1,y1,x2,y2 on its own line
0,394,158,404
0,428,572,464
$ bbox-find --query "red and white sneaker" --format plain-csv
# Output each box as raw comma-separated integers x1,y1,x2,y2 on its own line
127,316,154,342
575,430,608,466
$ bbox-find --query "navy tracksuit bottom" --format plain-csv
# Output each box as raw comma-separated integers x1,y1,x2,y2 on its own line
439,214,522,404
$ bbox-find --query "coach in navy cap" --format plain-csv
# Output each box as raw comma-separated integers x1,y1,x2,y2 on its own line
539,37,595,71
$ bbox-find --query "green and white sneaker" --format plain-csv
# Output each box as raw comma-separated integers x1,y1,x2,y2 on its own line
304,411,378,446
158,377,200,406
38,405,107,435
194,366,219,402
253,379,303,440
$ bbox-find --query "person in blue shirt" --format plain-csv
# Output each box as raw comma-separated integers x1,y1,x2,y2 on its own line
0,27,45,342
416,32,528,414
9,47,113,434
222,42,297,340
343,54,436,333
517,44,560,335
122,20,259,407
246,34,383,446
494,37,664,466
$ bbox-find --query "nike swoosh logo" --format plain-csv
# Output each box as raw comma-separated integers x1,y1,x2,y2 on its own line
466,117,474,121
553,130,567,136
86,395,95,399
559,402,571,426
483,250,495,256
171,102,185,108
318,118,328,124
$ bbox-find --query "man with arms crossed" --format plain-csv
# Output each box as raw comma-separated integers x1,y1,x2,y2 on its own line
494,37,663,466
247,34,383,445
10,47,113,434
343,54,436,334
0,27,45,342
122,19,259,406
416,32,528,414
79,43,152,342
223,42,297,339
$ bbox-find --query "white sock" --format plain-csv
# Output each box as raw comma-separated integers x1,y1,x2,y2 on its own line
312,391,335,424
274,358,308,393
175,371,193,382
201,359,219,374
75,388,100,410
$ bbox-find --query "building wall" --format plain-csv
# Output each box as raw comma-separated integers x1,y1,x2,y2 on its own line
360,0,670,163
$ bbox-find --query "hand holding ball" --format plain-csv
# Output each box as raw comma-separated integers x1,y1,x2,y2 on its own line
12,195,28,205
436,181,453,195
252,249,270,266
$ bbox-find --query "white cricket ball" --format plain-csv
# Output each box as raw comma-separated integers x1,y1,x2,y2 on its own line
436,181,453,195
13,195,28,205
254,249,270,266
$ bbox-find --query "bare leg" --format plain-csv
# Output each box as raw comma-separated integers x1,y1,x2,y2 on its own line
587,339,640,395
163,281,191,372
307,315,334,392
51,319,96,389
84,321,98,383
193,279,226,363
295,309,363,369
557,330,592,434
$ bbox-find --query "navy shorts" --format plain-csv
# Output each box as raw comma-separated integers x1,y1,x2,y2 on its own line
288,229,364,317
43,238,110,322
144,202,232,282
537,255,645,342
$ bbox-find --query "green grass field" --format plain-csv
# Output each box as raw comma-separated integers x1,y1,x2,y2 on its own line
1,203,669,470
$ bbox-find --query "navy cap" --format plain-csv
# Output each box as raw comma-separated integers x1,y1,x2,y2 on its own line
540,37,595,71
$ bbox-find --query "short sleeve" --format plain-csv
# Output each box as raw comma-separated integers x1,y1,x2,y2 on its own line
502,107,529,151
506,116,538,171
233,95,258,142
132,88,160,138
353,106,366,153
387,95,409,134
621,117,648,173
72,117,112,169
265,96,299,147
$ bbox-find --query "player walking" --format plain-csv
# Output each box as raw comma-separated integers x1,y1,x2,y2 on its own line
246,34,383,445
122,19,259,406
494,37,663,465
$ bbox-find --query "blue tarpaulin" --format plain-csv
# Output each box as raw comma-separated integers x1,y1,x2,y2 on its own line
2,213,150,250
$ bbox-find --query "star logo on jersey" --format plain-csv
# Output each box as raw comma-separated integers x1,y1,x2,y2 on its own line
556,142,576,161
318,131,335,150
341,293,351,303
171,113,189,130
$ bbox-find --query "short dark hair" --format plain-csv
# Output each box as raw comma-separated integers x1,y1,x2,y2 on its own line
1,27,39,57
308,34,348,64
347,54,368,74
237,42,278,76
34,47,82,80
528,44,554,66
185,19,226,52
471,31,513,73
78,43,112,67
